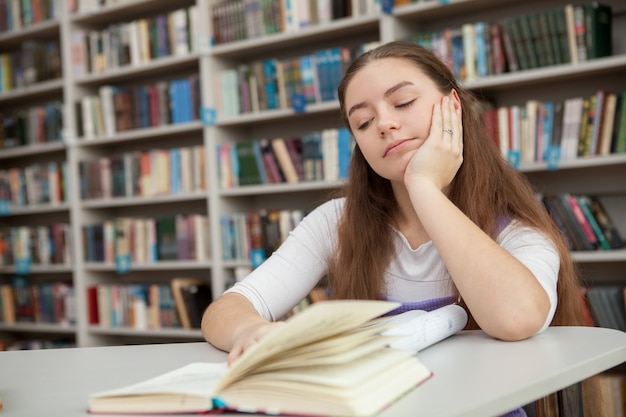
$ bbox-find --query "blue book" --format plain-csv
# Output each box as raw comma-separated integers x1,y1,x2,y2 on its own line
263,60,278,110
220,215,234,261
314,49,332,102
252,141,268,184
169,80,180,124
183,78,193,122
170,148,180,194
299,55,318,104
229,142,240,187
474,22,488,78
337,128,353,179
541,101,554,161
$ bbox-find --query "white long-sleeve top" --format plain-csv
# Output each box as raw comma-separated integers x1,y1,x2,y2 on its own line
226,198,559,333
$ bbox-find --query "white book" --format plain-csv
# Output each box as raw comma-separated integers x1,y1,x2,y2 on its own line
598,93,618,156
98,85,116,137
88,300,434,417
169,9,190,56
187,5,199,53
321,128,339,181
127,20,142,66
497,106,510,159
81,96,95,140
461,23,477,82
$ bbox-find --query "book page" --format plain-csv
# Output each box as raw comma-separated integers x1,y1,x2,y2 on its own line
381,304,468,352
89,362,228,399
239,348,416,388
217,300,400,390
252,336,402,373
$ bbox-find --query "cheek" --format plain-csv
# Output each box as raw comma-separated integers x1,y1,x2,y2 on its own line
411,107,434,134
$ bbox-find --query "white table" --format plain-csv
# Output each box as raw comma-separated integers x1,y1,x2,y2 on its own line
0,326,625,417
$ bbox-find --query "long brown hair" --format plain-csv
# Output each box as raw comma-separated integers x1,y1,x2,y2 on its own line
328,40,585,330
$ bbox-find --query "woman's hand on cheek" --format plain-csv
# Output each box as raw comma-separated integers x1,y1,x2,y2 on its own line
404,96,463,190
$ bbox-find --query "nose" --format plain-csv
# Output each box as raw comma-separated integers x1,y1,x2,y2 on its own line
376,106,399,137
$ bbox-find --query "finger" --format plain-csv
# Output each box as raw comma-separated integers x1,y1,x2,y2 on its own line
228,346,243,366
431,99,443,140
452,102,463,154
441,96,453,143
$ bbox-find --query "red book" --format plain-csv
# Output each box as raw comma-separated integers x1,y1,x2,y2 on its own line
566,194,597,247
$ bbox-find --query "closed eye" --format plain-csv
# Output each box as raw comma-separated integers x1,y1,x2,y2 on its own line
357,118,373,131
396,99,416,109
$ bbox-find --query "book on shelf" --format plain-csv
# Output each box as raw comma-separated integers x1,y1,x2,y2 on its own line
544,193,626,252
88,299,468,416
584,286,626,332
170,278,212,329
582,2,612,60
270,137,300,183
542,194,594,251
575,195,611,251
614,91,626,153
585,195,624,249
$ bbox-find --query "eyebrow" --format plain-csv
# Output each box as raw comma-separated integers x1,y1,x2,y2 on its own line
347,81,414,117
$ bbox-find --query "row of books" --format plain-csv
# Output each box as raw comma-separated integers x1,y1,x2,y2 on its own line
0,0,58,33
71,5,198,77
220,208,305,265
0,39,62,94
0,101,63,149
82,214,211,265
583,286,626,332
0,277,75,326
211,0,373,45
87,278,212,330
0,223,72,268
541,194,624,252
76,75,201,140
78,145,206,200
218,128,354,188
0,161,68,209
0,338,76,351
86,283,181,330
216,43,378,116
405,3,611,82
483,90,626,166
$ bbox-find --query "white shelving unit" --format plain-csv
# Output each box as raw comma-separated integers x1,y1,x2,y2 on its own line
0,0,625,348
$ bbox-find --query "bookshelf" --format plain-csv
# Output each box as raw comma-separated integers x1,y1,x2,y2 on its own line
0,0,625,351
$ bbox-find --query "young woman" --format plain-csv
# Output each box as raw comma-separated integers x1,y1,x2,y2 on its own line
202,40,586,368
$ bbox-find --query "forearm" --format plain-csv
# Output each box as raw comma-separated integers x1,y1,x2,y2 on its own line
201,292,269,352
407,179,550,340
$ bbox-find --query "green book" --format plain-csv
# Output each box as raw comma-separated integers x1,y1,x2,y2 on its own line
236,141,263,186
583,3,612,59
527,13,548,67
504,17,529,70
517,15,539,69
156,216,177,261
576,195,611,250
551,7,571,64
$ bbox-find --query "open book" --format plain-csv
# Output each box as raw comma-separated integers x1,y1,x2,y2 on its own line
88,300,467,416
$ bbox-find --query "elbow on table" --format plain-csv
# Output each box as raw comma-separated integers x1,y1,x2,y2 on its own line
485,313,547,342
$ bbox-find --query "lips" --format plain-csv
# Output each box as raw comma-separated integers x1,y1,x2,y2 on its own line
383,139,413,157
